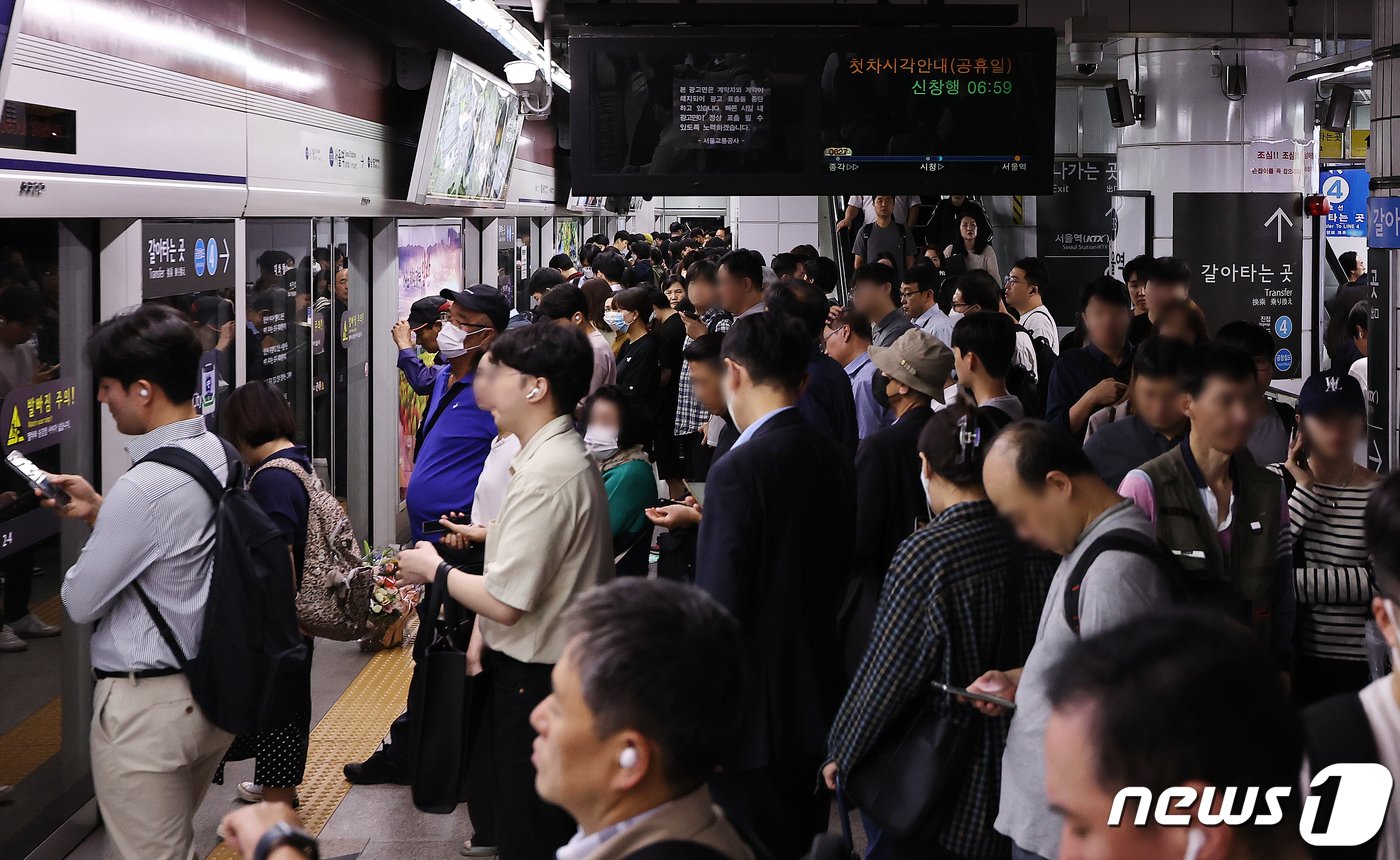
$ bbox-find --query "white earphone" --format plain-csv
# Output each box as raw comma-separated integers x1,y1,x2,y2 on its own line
1183,827,1207,860
139,388,149,397
618,746,637,769
527,386,541,400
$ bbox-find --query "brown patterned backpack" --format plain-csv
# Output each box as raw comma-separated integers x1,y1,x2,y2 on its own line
253,458,374,641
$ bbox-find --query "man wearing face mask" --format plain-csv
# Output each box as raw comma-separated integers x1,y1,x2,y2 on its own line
841,327,953,675
344,283,507,787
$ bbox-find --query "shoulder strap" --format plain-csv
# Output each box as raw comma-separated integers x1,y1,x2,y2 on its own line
133,582,190,669
416,379,469,453
1063,528,1174,635
895,222,908,240
136,446,228,505
251,457,318,494
625,841,731,860
859,222,872,241
994,545,1026,668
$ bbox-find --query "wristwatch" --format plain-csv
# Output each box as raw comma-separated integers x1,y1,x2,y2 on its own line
253,821,320,860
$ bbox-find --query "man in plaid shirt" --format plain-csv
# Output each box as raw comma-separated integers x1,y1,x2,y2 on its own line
672,261,732,476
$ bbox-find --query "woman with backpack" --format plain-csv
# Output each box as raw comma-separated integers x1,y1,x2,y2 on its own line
215,381,314,811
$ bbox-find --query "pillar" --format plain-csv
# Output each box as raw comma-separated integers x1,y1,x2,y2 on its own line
1373,0,1399,467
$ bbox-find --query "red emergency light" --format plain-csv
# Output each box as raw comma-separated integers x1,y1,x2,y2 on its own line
1304,194,1331,217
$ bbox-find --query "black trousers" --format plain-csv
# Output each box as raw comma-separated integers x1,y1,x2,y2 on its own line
466,651,574,860
382,543,481,769
1,548,35,624
710,762,828,860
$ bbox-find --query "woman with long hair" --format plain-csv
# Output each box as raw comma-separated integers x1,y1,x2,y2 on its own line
943,215,1000,282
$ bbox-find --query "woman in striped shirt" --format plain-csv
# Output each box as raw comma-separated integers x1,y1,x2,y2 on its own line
1275,370,1381,706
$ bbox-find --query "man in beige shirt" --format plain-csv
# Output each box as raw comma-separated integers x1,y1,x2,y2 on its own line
535,579,754,860
400,322,615,860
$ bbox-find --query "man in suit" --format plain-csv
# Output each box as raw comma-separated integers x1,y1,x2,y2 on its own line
695,312,856,859
530,578,755,860
842,327,953,675
767,278,860,459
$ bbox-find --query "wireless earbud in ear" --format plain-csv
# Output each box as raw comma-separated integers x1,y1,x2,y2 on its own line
139,388,150,397
619,746,638,769
527,386,541,400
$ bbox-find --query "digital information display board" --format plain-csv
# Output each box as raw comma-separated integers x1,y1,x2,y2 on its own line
570,27,1056,195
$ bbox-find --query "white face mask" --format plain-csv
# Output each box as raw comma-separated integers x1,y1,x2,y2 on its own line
604,310,628,333
583,425,619,460
437,321,486,359
919,466,933,508
947,309,965,326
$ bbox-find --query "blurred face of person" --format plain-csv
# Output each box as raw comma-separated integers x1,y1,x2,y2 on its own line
901,281,933,317
472,353,497,409
1182,375,1258,455
960,216,978,244
1127,272,1149,314
1253,357,1275,390
1132,375,1185,435
983,445,1081,556
1046,704,1191,860
1083,296,1130,354
0,316,37,348
852,277,893,319
717,263,756,314
688,276,717,313
665,282,686,307
873,196,894,221
1301,412,1365,461
1004,267,1035,311
1154,311,1199,345
823,322,859,366
689,360,726,417
587,397,622,434
1145,278,1188,317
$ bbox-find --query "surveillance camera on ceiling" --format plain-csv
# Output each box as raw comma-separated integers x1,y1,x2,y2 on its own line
1065,15,1107,78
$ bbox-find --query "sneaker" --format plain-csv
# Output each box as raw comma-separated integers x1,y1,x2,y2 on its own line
10,614,60,638
235,782,300,807
0,626,27,653
460,842,498,857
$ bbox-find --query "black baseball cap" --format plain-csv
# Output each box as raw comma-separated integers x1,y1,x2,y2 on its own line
440,284,511,332
1296,370,1365,417
407,296,448,330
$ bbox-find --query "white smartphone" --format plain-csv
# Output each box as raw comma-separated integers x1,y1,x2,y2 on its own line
931,680,1016,711
5,449,70,507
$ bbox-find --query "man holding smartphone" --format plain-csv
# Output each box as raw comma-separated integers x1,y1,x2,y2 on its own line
51,304,235,860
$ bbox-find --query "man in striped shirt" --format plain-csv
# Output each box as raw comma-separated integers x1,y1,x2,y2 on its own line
53,304,234,860
671,260,731,479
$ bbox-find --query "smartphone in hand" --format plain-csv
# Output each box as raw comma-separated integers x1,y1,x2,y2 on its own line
6,449,70,507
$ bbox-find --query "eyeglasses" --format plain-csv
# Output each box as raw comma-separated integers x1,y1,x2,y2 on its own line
951,300,974,311
898,288,927,299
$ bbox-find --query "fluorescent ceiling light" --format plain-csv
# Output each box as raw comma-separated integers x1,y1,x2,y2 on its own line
447,0,571,92
1290,45,1373,83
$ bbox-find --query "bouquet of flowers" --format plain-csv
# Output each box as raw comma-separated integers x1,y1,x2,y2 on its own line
361,543,424,651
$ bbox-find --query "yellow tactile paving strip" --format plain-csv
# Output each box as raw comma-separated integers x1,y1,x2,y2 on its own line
0,596,66,786
205,620,418,859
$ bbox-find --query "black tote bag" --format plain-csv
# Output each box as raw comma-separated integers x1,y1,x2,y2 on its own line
410,564,482,813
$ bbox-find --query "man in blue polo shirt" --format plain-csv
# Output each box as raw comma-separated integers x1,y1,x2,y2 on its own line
404,285,507,542
344,283,506,787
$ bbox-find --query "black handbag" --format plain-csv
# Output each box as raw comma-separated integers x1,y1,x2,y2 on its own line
844,551,1026,839
410,564,482,813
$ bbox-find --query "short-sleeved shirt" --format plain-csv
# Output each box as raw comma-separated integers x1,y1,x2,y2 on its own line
405,369,497,541
1018,306,1060,355
480,414,616,664
995,500,1174,858
847,195,920,225
853,222,915,280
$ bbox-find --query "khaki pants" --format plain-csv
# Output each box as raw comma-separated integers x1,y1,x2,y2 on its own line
90,674,233,860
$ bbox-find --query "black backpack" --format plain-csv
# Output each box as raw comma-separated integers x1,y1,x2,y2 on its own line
133,443,309,735
1062,528,1187,634
1005,363,1044,419
1013,321,1059,407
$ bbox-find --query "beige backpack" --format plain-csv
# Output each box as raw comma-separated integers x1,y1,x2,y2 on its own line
253,458,374,641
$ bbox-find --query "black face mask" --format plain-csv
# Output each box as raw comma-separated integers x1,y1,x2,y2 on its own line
871,369,892,410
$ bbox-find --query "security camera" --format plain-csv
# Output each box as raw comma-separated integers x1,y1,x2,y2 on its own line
504,60,552,119
1065,15,1107,78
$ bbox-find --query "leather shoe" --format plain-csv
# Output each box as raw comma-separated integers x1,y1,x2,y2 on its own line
343,751,410,785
